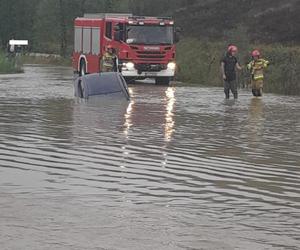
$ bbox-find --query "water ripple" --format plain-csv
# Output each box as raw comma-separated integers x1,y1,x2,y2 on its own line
0,66,299,249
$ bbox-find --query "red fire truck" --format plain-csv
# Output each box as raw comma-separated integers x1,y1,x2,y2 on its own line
72,13,179,85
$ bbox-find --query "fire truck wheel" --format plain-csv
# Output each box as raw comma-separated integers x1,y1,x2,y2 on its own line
78,80,84,98
79,60,86,76
155,77,170,85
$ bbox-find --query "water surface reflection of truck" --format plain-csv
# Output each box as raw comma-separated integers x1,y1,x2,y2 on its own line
72,13,179,85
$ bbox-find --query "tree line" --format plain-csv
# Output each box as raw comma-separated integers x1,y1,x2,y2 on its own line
0,0,191,56
0,0,299,57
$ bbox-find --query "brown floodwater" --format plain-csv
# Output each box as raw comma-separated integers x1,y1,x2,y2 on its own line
0,65,299,250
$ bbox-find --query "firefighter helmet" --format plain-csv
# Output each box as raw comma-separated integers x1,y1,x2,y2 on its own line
228,45,238,53
252,50,261,57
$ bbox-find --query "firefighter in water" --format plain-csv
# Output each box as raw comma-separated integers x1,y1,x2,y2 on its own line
221,45,243,99
247,50,269,97
102,45,117,72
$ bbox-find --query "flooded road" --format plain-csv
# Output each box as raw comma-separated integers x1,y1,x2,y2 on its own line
0,65,299,250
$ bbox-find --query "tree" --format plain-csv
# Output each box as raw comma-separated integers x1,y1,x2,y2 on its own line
58,0,67,57
0,0,38,48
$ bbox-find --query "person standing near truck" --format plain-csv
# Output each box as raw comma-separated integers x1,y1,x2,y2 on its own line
101,45,116,72
221,45,243,99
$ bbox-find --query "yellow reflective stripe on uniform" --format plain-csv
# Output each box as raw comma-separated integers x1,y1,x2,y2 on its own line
256,59,269,68
103,52,114,67
249,59,269,69
254,74,264,80
247,62,253,70
103,61,113,67
262,59,269,68
248,59,269,78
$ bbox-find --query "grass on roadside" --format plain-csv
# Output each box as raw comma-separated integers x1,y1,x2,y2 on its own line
0,51,24,74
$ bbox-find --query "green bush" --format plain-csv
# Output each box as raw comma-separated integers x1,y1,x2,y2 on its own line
176,39,224,86
176,39,300,95
0,51,23,74
261,45,300,95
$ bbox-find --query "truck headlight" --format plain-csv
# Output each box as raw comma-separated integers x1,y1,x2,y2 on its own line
125,62,135,70
167,62,176,70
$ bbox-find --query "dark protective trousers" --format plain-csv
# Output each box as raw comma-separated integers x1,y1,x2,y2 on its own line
224,80,238,99
251,78,264,97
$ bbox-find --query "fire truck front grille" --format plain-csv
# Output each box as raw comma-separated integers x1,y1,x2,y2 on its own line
136,64,167,72
137,55,165,59
136,51,166,60
137,51,163,54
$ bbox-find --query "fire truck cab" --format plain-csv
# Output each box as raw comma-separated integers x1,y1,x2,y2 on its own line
72,13,178,85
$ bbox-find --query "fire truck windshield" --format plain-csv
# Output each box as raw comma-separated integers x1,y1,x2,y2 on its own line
126,25,174,45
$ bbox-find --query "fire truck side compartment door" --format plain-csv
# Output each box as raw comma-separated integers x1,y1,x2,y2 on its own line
92,28,100,55
74,27,82,52
83,28,91,54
